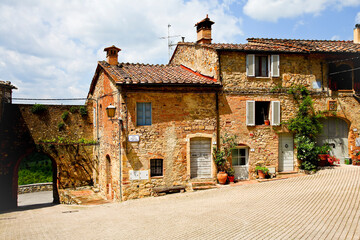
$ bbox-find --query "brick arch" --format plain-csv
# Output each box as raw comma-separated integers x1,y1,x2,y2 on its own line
12,149,60,206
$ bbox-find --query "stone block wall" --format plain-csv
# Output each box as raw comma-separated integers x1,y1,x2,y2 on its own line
170,43,219,79
121,90,217,200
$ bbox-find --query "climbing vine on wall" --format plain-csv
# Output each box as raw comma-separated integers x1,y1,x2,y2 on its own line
284,85,324,171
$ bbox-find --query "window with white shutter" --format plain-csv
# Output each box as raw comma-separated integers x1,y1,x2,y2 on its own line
246,100,255,126
271,55,280,77
246,54,255,77
271,101,281,126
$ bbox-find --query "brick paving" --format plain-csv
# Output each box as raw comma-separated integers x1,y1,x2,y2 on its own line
1,165,359,240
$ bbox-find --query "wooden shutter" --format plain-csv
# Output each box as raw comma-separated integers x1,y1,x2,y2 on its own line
246,100,255,126
271,55,280,77
246,54,255,77
271,101,281,126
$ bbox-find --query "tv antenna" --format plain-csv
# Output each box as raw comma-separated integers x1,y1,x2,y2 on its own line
159,24,182,61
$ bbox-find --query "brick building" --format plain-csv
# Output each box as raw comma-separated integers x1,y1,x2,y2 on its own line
89,17,360,201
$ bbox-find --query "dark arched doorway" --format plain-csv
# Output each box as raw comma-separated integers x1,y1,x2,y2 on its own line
105,155,112,200
14,151,59,207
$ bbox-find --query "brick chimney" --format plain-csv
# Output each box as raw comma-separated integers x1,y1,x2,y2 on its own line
104,45,121,65
354,24,360,44
195,15,214,44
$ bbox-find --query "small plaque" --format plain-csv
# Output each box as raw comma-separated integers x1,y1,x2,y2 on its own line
130,170,149,180
139,170,149,180
356,138,360,147
129,170,140,180
328,100,337,111
128,135,140,142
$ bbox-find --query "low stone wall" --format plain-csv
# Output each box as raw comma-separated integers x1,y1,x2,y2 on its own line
18,182,53,194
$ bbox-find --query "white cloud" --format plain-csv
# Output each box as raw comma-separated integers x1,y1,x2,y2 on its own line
243,0,360,22
0,0,242,102
356,12,360,23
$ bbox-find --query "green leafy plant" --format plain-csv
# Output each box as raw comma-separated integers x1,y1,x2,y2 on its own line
69,106,78,113
255,166,269,175
317,143,331,155
18,152,52,185
79,106,88,116
226,167,235,176
284,85,325,171
31,104,47,114
213,133,237,172
58,122,65,131
61,111,69,121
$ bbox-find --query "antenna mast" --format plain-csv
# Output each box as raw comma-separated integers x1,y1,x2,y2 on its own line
159,24,181,60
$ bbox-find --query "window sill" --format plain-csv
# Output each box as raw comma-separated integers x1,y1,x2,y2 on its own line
151,176,163,179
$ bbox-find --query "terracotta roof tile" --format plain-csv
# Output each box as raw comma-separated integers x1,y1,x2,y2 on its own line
98,61,219,86
179,38,360,53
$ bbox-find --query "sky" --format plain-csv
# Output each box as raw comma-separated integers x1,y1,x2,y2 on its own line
1,0,360,104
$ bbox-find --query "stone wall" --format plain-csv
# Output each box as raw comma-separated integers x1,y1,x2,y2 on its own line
121,90,217,200
0,81,16,123
88,70,121,201
170,43,219,79
18,182,53,194
0,103,95,209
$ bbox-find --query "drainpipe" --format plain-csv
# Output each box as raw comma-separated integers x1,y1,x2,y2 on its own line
216,92,220,150
118,89,122,201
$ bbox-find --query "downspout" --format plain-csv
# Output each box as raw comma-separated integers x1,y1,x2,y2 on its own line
118,88,122,201
216,50,221,150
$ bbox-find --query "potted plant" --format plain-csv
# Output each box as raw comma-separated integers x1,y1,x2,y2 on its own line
213,133,237,184
255,166,269,179
226,167,235,183
317,144,331,167
344,157,352,165
213,150,228,184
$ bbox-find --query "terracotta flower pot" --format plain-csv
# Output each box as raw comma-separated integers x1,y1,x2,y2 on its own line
258,170,266,179
264,120,270,125
217,171,228,185
318,154,329,167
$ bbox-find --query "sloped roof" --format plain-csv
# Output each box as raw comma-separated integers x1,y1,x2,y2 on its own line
98,61,218,85
176,38,360,53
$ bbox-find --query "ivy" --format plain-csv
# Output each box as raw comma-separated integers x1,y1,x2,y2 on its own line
284,85,324,171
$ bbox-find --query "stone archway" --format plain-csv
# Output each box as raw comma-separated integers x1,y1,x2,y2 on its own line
13,151,59,207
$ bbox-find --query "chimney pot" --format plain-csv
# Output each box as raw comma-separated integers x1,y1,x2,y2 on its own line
195,15,214,44
104,45,121,65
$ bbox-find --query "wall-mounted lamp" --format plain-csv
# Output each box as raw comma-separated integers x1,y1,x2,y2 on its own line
106,104,116,118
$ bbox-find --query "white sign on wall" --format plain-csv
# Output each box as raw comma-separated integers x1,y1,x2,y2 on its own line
128,135,140,142
129,170,149,180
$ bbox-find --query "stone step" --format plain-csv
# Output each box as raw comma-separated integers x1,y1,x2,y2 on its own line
192,185,219,191
277,171,298,175
191,181,217,187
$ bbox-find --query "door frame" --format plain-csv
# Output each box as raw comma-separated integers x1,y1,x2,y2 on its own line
231,146,249,180
186,133,216,179
278,133,294,172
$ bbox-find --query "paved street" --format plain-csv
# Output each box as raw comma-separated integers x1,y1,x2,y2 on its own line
18,191,53,207
1,165,360,240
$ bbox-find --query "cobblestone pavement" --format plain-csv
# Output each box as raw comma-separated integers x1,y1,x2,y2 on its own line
1,165,359,240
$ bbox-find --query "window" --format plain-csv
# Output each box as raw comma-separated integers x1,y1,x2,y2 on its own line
231,148,248,166
246,54,280,77
150,159,163,177
246,100,280,126
137,102,151,126
329,64,352,90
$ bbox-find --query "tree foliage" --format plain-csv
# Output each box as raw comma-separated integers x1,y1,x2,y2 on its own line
18,152,53,185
